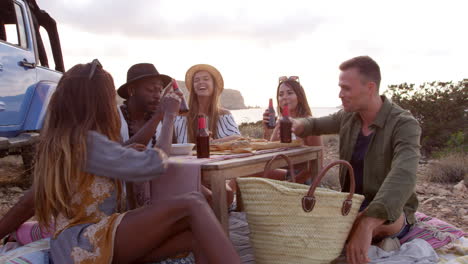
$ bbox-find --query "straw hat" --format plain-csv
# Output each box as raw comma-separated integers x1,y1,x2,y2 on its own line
185,64,224,93
118,63,172,99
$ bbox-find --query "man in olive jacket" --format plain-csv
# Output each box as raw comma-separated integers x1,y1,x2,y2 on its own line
293,56,421,264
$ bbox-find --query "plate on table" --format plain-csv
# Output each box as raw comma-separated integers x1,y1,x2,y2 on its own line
171,143,195,156
210,138,302,153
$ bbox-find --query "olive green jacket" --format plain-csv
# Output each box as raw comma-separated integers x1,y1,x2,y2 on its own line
297,96,421,224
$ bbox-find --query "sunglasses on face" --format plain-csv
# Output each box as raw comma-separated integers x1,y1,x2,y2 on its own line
279,76,300,84
88,59,103,80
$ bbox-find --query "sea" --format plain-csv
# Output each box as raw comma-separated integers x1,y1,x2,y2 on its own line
231,107,340,124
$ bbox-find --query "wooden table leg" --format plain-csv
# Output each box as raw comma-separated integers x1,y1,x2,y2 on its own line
318,148,323,173
210,173,229,234
310,151,322,178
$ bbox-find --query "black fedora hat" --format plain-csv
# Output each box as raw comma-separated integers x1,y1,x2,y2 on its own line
117,63,172,99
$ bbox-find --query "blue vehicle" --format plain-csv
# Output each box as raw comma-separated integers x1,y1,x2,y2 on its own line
0,0,64,172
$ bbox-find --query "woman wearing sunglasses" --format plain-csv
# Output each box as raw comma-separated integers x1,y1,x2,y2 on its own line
31,62,240,264
262,76,322,182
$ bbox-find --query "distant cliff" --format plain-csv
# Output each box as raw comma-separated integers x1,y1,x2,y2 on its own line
219,89,247,110
117,80,247,110
176,80,246,110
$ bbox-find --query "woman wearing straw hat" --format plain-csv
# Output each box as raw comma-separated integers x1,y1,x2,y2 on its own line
173,64,241,144
173,64,241,208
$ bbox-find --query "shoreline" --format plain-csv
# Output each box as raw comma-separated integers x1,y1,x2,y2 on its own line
233,107,340,125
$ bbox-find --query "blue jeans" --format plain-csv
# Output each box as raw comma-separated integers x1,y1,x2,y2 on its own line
359,199,412,240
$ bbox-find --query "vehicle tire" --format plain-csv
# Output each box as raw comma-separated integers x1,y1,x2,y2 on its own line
0,137,8,158
21,144,36,186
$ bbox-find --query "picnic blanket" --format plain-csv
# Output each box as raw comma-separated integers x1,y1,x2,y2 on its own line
400,212,467,249
0,239,50,263
1,214,467,264
230,213,467,264
436,237,468,264
331,239,439,264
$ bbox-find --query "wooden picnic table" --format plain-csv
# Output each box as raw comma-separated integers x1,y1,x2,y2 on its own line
201,146,323,234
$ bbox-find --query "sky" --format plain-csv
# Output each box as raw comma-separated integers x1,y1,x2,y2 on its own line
38,0,467,107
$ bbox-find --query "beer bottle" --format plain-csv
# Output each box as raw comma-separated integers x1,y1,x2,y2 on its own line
280,105,292,143
172,79,189,114
196,115,210,158
267,98,276,129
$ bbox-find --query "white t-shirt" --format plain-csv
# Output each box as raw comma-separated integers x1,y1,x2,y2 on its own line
118,106,161,147
173,114,241,143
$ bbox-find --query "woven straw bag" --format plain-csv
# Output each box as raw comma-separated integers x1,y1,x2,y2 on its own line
236,154,365,264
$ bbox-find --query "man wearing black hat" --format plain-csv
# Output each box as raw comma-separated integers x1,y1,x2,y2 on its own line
117,63,174,149
116,63,183,209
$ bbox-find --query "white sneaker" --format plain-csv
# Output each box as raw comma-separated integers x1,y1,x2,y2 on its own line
377,237,401,252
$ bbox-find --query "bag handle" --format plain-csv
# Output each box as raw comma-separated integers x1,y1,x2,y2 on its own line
263,154,296,182
301,160,355,216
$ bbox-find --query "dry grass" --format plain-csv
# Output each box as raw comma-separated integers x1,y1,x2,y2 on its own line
319,134,341,190
239,121,264,139
0,155,30,188
425,152,467,183
319,168,341,190
321,134,339,146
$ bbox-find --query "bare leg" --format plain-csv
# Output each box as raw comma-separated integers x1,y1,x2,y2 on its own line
227,179,237,195
0,189,35,240
293,170,310,184
201,183,234,208
113,192,240,264
201,185,213,206
136,230,207,263
372,214,405,241
260,168,288,180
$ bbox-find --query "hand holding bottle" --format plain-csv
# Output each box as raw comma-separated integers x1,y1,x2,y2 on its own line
263,98,277,140
160,91,181,116
291,118,305,137
196,115,210,158
279,105,292,143
262,110,276,129
171,79,189,114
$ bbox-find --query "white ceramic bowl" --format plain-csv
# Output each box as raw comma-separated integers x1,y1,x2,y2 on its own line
170,143,195,156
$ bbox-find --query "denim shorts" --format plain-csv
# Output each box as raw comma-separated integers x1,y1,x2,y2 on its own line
359,199,412,239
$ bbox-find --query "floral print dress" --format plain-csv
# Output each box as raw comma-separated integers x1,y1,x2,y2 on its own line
49,131,168,264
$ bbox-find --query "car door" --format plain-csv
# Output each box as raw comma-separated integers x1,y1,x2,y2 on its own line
0,0,37,137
